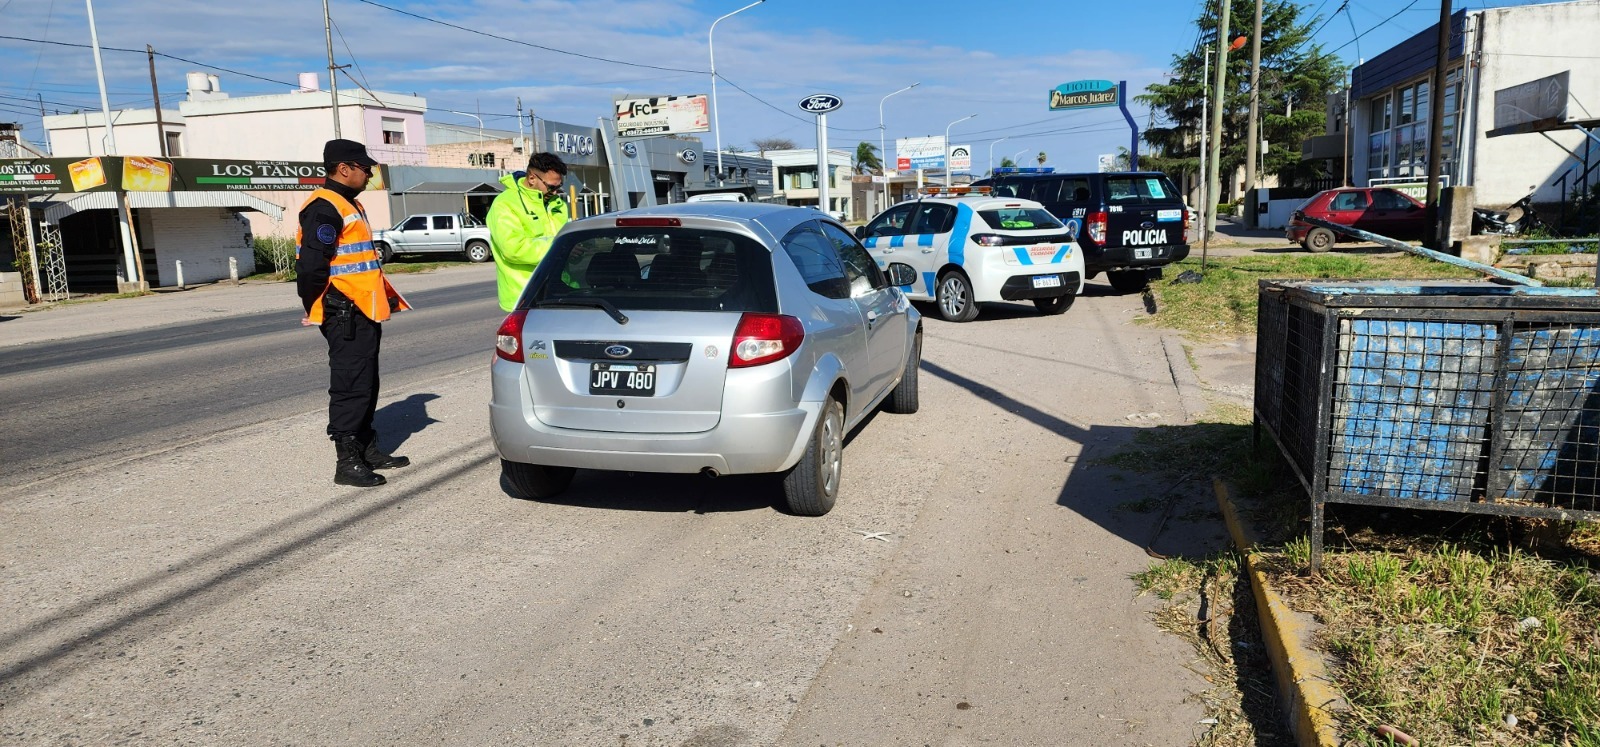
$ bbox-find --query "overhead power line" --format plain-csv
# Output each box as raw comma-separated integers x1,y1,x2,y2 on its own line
353,0,707,75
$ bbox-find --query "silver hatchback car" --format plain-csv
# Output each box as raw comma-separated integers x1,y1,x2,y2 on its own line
489,203,922,515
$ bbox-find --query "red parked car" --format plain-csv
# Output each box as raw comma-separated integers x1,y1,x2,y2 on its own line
1286,187,1426,252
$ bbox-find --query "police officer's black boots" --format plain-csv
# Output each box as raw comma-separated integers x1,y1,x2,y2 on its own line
334,436,386,487
359,432,410,470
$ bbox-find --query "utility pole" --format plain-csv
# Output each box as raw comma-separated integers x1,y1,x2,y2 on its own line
1244,0,1262,196
147,46,168,158
1200,49,1212,270
1424,0,1453,249
322,0,341,138
86,0,141,291
1205,0,1233,238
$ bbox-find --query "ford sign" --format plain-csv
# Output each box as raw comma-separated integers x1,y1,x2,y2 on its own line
797,94,843,114
604,345,632,359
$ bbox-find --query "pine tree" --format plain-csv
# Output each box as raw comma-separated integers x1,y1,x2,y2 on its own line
1137,0,1346,197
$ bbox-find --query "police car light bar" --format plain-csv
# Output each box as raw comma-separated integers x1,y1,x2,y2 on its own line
990,167,1055,174
920,186,993,196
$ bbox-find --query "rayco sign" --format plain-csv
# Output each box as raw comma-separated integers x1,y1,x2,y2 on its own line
552,132,596,156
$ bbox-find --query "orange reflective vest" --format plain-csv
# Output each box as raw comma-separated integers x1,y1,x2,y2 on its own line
295,188,411,323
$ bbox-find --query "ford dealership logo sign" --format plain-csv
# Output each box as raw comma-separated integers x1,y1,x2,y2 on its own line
797,94,843,114
678,149,698,164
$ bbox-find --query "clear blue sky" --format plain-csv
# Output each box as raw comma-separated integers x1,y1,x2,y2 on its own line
0,0,1553,171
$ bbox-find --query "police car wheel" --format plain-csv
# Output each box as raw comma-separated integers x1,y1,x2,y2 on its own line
935,270,979,323
781,395,843,516
501,459,576,500
1033,294,1075,316
465,241,492,263
1107,270,1149,294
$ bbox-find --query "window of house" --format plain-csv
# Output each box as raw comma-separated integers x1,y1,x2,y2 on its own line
164,131,182,157
1441,68,1463,180
1366,94,1392,182
381,117,406,145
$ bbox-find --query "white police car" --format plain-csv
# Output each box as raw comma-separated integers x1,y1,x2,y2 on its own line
855,186,1085,322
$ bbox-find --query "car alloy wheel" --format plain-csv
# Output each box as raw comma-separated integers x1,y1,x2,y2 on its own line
936,271,978,322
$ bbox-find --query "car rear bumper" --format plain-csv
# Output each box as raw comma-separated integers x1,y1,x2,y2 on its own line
489,359,821,475
998,271,1083,300
1084,243,1189,272
1286,223,1310,242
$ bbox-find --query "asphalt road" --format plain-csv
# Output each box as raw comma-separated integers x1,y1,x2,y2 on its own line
1,266,1223,746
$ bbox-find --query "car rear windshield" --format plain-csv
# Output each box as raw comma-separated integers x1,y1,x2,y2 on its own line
522,227,778,312
1104,175,1182,205
978,207,1063,230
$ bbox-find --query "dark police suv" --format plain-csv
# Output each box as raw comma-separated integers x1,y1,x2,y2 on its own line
972,168,1191,293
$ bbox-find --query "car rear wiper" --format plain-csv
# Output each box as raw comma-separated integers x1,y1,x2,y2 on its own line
533,296,630,325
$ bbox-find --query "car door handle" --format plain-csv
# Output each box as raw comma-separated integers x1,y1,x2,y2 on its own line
920,247,934,253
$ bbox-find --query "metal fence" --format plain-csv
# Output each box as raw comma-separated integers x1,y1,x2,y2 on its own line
1255,280,1600,571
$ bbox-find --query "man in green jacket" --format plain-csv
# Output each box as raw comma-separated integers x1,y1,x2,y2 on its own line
487,152,570,311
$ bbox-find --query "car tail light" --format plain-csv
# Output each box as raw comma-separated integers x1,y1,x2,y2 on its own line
729,313,805,368
615,217,681,227
495,310,527,363
1087,211,1107,244
970,233,1005,247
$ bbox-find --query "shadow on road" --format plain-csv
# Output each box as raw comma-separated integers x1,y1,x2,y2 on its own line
374,392,442,451
919,359,1227,560
501,470,778,514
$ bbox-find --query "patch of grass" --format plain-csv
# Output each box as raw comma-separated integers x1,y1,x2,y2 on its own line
1142,254,1482,340
1134,553,1285,746
1260,542,1600,746
382,260,471,274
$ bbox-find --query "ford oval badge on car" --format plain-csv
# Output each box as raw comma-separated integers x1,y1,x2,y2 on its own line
797,94,843,114
604,345,632,359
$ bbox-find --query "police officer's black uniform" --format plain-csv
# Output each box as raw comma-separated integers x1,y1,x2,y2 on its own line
297,139,409,487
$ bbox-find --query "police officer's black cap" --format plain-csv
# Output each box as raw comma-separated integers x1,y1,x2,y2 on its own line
323,138,378,167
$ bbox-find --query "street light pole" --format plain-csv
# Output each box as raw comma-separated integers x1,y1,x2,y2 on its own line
1009,148,1028,168
878,82,918,211
85,0,140,290
944,113,976,183
449,110,484,148
322,0,341,138
988,136,1010,177
709,0,764,187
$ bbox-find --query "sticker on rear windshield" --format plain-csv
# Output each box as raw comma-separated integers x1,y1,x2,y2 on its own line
1146,179,1167,198
1156,209,1182,222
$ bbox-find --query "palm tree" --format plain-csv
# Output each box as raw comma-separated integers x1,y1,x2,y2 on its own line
854,141,884,175
999,158,1017,168
1036,151,1047,166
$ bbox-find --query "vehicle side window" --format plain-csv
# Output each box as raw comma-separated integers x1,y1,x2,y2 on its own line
866,204,915,237
432,215,454,230
401,216,428,231
820,222,887,295
909,203,955,235
1329,191,1369,211
1372,189,1414,210
1063,178,1092,203
990,181,1023,198
781,223,851,300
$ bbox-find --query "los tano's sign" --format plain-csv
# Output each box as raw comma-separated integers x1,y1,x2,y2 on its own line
1049,80,1120,111
0,156,386,194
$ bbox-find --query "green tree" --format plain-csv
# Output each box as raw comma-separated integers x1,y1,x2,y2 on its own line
854,141,884,175
1137,0,1346,196
1036,151,1047,166
999,157,1017,168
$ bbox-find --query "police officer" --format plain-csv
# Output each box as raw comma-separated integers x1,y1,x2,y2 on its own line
296,139,413,487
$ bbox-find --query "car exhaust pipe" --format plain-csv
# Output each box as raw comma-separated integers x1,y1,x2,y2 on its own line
701,467,720,479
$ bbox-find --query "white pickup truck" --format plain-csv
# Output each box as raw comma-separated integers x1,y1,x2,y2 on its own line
373,213,494,263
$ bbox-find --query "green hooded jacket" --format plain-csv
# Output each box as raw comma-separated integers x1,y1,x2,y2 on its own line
487,172,570,312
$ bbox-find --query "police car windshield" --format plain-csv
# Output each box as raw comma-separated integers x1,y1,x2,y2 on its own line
523,228,779,313
978,207,1062,231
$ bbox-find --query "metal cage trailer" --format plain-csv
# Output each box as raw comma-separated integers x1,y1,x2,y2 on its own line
1254,280,1600,572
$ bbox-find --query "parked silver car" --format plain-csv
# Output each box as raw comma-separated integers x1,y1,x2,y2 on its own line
489,203,923,515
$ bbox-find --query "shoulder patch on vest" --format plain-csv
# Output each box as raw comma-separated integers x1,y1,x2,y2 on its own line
316,224,338,245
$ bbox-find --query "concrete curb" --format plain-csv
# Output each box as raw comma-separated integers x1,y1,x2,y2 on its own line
1213,478,1343,747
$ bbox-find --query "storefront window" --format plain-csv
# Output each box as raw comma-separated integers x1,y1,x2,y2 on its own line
1367,95,1391,181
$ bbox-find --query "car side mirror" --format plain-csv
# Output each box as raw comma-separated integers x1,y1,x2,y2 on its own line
884,263,916,287
854,225,867,239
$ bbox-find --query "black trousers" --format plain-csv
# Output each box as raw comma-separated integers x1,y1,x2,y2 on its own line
320,307,382,441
